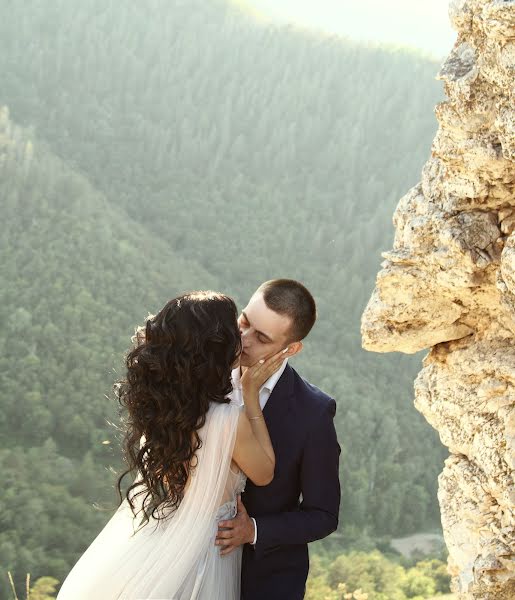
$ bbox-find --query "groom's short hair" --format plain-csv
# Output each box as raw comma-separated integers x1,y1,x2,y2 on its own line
257,279,317,342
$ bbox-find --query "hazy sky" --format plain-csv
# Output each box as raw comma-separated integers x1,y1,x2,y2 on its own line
239,0,456,60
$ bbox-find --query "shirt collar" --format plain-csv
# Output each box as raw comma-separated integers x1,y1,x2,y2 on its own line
263,358,288,393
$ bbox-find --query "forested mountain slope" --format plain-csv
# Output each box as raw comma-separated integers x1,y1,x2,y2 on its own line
0,110,219,595
1,0,449,593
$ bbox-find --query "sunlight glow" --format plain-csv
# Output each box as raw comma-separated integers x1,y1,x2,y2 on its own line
239,0,456,59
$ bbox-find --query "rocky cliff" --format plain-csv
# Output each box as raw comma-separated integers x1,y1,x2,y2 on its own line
361,1,515,597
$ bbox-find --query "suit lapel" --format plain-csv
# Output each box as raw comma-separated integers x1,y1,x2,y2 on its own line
262,363,295,426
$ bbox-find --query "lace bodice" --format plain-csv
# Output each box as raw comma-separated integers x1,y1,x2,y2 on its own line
216,463,247,520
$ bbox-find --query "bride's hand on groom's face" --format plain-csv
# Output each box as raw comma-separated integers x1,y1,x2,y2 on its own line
240,348,288,393
215,495,255,555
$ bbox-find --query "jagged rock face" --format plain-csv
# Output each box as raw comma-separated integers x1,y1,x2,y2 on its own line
361,1,515,597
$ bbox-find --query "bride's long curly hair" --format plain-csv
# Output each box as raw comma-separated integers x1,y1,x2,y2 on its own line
114,291,242,532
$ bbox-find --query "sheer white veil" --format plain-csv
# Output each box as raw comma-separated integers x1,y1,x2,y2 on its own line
56,400,241,599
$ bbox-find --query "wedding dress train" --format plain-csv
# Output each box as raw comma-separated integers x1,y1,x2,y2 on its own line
56,401,245,600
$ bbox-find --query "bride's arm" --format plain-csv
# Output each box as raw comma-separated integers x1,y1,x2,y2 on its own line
231,351,285,485
232,407,275,486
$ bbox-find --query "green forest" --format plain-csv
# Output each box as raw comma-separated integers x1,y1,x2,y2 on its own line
0,0,452,596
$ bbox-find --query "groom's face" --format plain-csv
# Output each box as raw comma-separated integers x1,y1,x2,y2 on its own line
238,291,292,368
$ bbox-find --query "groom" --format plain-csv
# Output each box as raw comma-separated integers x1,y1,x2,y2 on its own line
216,278,341,599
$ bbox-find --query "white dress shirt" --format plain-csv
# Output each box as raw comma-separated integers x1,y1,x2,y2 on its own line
229,358,288,546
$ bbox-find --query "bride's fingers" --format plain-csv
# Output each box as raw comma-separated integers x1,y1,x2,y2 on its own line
243,350,288,387
255,349,288,370
250,359,285,383
259,352,287,374
259,361,283,380
265,348,289,362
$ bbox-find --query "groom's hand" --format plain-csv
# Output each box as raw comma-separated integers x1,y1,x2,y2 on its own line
215,495,255,556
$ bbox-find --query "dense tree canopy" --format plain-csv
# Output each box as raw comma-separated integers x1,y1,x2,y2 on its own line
0,0,451,595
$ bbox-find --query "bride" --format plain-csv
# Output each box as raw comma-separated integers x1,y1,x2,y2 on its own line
56,290,282,599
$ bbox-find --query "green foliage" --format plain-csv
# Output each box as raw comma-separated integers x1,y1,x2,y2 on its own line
7,551,449,600
405,559,451,595
28,576,59,600
327,550,407,600
306,551,451,599
5,572,58,600
0,0,450,594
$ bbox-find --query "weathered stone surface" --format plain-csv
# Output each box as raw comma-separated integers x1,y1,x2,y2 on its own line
361,1,515,597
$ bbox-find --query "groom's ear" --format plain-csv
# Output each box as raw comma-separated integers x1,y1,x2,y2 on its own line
283,341,302,358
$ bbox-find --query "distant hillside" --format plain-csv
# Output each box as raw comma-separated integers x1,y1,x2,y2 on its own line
0,108,220,596
0,0,450,594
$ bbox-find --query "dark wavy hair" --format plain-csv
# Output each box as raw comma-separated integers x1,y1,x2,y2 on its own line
114,291,242,533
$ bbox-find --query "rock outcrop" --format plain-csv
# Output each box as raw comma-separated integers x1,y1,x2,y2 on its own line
361,1,515,597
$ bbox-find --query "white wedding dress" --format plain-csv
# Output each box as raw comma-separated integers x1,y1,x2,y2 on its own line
56,400,246,600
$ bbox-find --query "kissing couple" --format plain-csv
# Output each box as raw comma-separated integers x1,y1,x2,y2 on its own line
56,278,341,600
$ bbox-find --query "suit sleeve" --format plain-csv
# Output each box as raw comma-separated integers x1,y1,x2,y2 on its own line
252,398,341,558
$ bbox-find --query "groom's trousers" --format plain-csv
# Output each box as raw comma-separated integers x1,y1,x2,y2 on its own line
241,542,309,600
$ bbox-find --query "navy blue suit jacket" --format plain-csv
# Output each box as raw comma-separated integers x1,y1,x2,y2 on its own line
240,363,341,600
